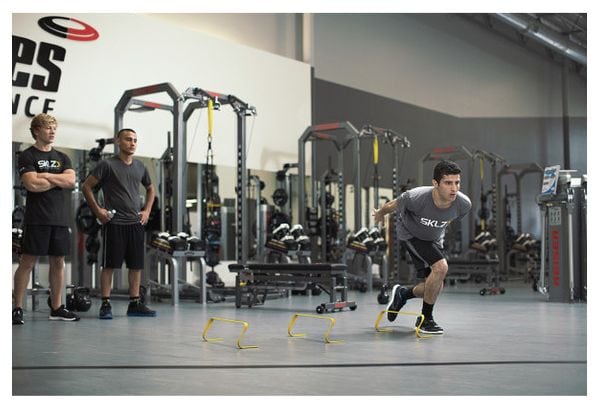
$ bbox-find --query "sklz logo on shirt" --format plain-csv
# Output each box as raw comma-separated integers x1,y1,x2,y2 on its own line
420,218,448,228
37,159,62,170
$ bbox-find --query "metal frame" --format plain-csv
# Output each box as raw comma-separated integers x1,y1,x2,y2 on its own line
298,122,360,261
114,83,256,303
472,149,507,235
182,88,257,265
496,163,544,279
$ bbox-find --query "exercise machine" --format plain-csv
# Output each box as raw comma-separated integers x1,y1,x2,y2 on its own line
495,162,544,282
356,125,409,289
228,263,357,313
114,83,257,304
536,166,586,302
298,122,360,262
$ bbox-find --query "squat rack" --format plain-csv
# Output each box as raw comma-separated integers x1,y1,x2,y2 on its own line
359,124,411,226
114,82,257,265
298,122,360,260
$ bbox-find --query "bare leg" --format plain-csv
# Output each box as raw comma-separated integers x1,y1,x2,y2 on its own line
411,259,449,303
13,254,37,309
48,256,65,310
100,267,114,298
128,269,142,297
422,259,448,304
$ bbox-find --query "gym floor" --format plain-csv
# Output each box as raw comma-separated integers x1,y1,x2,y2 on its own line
12,281,586,396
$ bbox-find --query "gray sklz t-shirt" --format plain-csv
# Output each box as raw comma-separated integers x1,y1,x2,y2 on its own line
91,156,152,225
396,186,471,246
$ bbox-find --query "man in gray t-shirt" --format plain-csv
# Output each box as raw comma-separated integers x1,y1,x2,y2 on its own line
82,128,156,320
373,160,471,335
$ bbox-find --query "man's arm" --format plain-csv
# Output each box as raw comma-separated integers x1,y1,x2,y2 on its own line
38,169,76,189
21,171,53,193
138,184,156,225
82,175,111,224
372,198,399,225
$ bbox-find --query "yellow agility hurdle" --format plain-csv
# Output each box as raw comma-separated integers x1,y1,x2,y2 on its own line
374,310,432,339
287,313,343,344
202,317,258,349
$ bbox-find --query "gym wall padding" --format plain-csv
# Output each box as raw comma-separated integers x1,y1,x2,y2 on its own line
12,13,311,172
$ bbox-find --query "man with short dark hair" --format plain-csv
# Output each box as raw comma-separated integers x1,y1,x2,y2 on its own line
13,113,79,324
372,160,471,335
82,128,156,319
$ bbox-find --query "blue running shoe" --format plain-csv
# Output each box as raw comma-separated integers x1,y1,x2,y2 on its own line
99,301,113,320
386,284,406,322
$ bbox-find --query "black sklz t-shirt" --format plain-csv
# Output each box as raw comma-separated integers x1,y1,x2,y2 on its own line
18,146,73,226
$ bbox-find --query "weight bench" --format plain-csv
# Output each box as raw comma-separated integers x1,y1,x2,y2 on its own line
446,258,499,284
228,263,357,313
446,258,506,294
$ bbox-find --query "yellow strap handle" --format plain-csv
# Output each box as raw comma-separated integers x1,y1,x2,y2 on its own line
208,99,213,136
479,158,484,180
373,135,379,165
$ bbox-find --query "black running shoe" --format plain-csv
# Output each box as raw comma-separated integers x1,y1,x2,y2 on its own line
12,307,24,325
49,305,80,321
386,284,406,322
127,300,156,317
415,316,444,335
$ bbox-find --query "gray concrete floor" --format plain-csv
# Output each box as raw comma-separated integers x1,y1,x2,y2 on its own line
12,281,586,396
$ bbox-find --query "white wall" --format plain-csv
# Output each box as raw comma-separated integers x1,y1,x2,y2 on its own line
146,13,299,60
12,13,311,172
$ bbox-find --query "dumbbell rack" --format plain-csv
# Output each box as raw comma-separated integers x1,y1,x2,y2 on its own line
146,247,207,305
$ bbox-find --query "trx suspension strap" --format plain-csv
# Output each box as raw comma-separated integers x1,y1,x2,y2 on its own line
373,134,380,210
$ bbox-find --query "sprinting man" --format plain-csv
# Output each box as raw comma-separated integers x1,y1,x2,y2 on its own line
372,160,471,335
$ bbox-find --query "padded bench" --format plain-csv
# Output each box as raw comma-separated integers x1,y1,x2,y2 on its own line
446,257,500,285
228,263,357,313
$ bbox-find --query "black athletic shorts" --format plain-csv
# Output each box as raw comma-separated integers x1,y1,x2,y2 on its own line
401,237,446,279
22,225,71,256
101,223,145,270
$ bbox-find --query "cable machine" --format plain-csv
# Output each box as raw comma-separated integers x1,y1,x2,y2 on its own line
298,122,360,262
344,125,410,292
114,83,256,304
495,162,544,282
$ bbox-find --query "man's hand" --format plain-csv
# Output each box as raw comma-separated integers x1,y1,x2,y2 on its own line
372,208,385,225
138,209,150,225
96,208,113,225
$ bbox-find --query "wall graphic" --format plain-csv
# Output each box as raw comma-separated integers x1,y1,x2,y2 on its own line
12,14,312,172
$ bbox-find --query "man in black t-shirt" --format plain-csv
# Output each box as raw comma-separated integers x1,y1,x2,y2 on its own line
13,113,79,324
